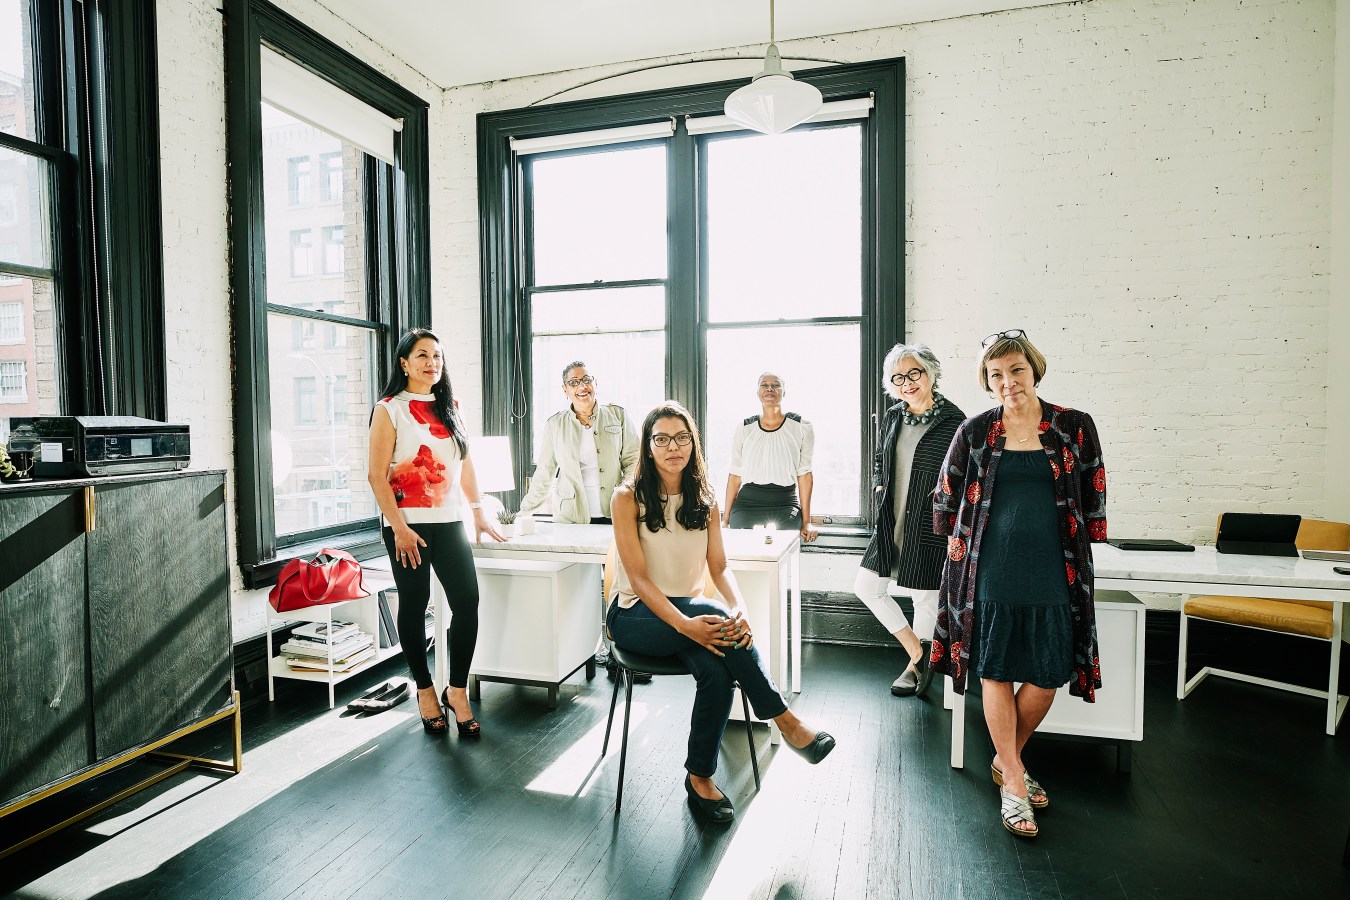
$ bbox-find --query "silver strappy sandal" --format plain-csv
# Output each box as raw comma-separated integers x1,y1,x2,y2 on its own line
1000,787,1039,838
992,763,1049,809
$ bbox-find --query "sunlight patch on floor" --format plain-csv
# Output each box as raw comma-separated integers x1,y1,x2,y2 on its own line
18,705,414,897
698,746,821,900
525,703,649,797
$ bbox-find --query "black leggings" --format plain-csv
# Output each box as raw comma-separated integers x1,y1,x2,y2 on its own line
382,523,480,690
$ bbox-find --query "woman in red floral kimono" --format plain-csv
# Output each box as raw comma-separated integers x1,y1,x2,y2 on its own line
368,328,504,737
931,330,1106,839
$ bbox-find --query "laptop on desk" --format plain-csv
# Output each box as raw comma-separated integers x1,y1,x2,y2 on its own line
1215,512,1301,557
1107,538,1195,552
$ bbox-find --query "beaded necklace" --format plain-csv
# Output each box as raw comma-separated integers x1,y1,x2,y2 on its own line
900,392,946,426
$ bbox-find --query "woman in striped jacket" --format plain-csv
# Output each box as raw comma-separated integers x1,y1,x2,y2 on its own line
854,344,964,697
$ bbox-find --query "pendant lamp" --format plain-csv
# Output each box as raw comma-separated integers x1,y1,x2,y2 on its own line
723,0,823,135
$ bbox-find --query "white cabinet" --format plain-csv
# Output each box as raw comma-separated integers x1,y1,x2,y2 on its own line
945,589,1146,770
463,558,602,708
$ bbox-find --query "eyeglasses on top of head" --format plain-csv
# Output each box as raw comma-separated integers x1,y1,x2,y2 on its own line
564,376,596,388
650,433,693,448
890,367,926,386
981,329,1027,349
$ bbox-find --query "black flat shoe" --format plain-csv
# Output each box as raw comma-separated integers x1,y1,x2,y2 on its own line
605,658,652,684
684,774,734,824
914,640,935,698
347,681,393,712
442,687,481,738
786,731,836,765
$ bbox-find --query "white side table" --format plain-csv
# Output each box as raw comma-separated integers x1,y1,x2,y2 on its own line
440,557,601,708
265,581,402,709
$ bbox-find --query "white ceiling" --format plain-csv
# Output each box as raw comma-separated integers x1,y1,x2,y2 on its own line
314,0,1078,90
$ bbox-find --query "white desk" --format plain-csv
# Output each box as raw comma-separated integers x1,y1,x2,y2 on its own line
432,523,803,721
945,544,1350,767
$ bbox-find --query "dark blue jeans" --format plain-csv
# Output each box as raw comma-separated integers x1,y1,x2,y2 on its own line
606,596,788,777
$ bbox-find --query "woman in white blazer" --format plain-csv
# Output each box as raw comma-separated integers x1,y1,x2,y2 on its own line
518,361,639,524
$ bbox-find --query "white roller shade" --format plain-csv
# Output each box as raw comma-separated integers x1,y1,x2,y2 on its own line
686,96,874,136
260,45,403,166
510,120,675,156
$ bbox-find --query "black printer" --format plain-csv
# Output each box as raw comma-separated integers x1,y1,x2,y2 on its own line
9,416,190,478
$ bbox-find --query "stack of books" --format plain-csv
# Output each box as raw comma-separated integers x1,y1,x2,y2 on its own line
282,619,376,672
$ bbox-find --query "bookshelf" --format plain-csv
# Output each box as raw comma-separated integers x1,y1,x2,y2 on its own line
265,568,419,708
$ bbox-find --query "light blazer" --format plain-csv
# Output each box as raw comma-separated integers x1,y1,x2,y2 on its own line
518,403,639,523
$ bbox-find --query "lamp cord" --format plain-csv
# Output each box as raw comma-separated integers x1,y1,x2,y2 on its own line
770,0,775,44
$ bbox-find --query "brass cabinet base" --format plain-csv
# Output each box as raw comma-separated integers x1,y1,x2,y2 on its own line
0,691,243,859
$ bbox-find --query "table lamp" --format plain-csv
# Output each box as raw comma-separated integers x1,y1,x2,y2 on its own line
470,435,515,524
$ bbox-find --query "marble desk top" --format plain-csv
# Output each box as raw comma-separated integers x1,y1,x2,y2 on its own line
471,522,800,564
1094,543,1350,594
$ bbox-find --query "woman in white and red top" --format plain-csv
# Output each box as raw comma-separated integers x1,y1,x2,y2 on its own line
368,328,503,737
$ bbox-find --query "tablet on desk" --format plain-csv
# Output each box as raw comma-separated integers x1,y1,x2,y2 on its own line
1106,538,1195,552
1215,512,1301,557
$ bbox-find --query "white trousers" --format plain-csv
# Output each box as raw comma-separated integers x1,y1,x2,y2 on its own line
853,567,938,641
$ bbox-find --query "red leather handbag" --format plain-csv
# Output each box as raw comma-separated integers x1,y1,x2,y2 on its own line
268,548,370,612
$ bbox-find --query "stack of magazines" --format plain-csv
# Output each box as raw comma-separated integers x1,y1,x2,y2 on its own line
282,619,376,672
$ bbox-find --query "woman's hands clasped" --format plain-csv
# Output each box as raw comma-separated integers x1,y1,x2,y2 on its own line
680,609,754,656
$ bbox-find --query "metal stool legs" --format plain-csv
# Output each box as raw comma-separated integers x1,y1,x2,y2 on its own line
602,665,762,815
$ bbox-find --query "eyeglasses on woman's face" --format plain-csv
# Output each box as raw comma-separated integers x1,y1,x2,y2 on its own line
650,432,693,448
981,329,1026,349
563,375,596,388
890,367,926,386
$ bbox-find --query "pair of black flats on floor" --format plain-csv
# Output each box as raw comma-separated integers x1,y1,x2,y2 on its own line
684,730,837,824
346,680,409,713
891,639,934,697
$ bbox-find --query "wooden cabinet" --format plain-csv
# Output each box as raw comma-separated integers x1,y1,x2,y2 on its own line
0,489,92,801
0,471,234,809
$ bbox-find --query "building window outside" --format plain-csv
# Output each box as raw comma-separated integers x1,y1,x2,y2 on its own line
293,375,316,425
0,301,23,343
0,360,27,403
319,151,342,202
286,155,311,205
288,229,313,278
322,225,343,275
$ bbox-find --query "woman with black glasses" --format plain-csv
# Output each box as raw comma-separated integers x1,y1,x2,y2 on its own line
518,361,638,525
608,400,836,823
931,330,1107,839
854,344,964,698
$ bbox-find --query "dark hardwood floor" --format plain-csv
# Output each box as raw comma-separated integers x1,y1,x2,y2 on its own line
3,642,1348,899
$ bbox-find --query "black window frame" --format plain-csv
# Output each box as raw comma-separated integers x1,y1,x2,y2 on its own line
476,58,902,541
0,0,168,421
226,0,431,587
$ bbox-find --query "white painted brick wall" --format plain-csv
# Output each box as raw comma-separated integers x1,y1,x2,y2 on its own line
157,0,1337,632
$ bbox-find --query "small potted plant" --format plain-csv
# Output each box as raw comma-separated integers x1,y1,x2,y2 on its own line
0,443,15,482
496,508,518,539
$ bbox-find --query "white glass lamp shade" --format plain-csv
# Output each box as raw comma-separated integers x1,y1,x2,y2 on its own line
723,44,823,135
472,435,515,493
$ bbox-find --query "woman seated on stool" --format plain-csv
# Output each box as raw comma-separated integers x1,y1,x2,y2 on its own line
608,400,836,824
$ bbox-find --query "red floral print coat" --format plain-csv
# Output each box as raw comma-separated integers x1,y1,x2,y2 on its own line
930,400,1107,702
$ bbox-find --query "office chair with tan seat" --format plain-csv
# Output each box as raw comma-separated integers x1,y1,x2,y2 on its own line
600,541,761,814
1177,517,1349,735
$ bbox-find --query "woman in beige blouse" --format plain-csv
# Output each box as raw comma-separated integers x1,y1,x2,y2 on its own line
608,400,836,824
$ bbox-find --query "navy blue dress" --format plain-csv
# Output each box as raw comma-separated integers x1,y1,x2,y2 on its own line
969,449,1073,688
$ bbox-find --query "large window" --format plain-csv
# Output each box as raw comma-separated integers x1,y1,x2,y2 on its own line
525,145,667,457
481,60,902,530
0,0,167,436
228,0,431,585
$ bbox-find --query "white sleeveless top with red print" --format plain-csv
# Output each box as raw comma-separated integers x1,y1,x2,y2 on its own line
377,390,464,524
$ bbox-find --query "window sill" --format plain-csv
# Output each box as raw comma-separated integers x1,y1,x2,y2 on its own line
241,526,387,590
